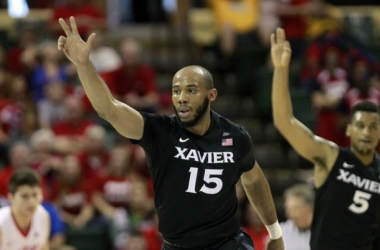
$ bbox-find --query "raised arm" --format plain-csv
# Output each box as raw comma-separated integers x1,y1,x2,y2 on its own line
241,163,284,250
57,17,143,140
271,28,339,187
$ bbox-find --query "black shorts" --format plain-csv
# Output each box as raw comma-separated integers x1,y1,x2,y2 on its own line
162,230,255,250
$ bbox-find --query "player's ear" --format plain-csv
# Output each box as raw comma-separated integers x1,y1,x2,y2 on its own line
346,123,352,137
7,193,14,203
37,188,43,203
209,88,217,102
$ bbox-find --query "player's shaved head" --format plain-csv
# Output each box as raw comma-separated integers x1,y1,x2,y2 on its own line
174,65,214,90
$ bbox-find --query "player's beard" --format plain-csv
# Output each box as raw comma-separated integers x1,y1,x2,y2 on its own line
175,97,209,128
352,143,373,156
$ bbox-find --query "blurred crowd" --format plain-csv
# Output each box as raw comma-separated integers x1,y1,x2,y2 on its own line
0,0,379,250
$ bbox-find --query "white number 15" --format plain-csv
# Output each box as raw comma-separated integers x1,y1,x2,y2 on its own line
186,167,223,194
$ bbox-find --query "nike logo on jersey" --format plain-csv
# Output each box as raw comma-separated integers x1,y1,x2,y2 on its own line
343,162,355,169
179,138,189,143
174,147,235,163
223,132,230,136
337,169,380,194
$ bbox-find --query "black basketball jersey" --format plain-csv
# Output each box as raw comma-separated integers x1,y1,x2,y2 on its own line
131,110,256,247
310,148,380,250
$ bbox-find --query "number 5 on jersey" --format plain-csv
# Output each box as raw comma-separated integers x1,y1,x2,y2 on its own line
186,167,224,194
349,190,372,214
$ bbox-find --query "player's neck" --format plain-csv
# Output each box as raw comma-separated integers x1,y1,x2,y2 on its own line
350,147,375,166
11,207,32,231
185,114,211,136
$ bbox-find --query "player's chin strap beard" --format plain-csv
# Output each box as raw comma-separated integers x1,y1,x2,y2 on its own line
174,97,209,128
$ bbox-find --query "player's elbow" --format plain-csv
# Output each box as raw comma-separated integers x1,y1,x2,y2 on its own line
95,100,118,121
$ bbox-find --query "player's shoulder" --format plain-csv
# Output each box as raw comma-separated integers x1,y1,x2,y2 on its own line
212,111,247,134
35,205,49,219
336,147,353,159
0,206,11,223
141,112,177,126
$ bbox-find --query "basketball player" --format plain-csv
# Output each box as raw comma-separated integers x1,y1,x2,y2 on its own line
271,28,380,250
57,17,284,249
0,168,50,250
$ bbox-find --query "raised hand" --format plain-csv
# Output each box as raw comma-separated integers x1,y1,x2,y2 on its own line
57,16,96,66
271,28,291,69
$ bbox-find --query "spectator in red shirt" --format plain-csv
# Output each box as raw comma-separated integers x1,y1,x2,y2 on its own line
53,95,94,155
6,24,39,75
140,212,162,250
0,75,37,143
243,203,269,250
52,154,94,229
93,143,136,249
276,0,325,60
342,59,380,110
128,179,155,230
123,231,148,250
49,0,106,37
308,44,349,145
77,125,109,177
106,38,159,113
339,59,380,147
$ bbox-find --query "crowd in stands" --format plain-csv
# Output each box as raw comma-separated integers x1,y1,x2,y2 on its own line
0,0,379,250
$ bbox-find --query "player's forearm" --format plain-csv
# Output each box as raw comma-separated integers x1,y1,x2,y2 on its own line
242,167,278,225
76,61,117,117
272,67,294,129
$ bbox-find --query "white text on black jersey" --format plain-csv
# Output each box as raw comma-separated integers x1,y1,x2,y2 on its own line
174,147,235,163
337,169,380,194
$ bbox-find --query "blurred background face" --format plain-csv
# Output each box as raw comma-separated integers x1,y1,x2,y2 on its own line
62,155,81,179
352,62,370,92
84,126,106,153
41,42,60,62
9,185,42,217
285,195,313,230
109,146,131,174
120,40,141,67
19,27,37,47
31,129,55,153
324,49,339,70
10,76,27,98
10,143,31,169
45,82,65,103
64,96,83,122
349,112,380,155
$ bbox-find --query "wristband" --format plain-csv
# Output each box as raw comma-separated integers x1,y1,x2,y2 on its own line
265,221,282,240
